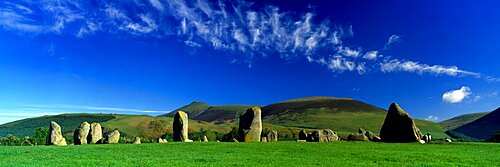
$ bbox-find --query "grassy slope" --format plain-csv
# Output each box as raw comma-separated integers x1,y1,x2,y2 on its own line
453,107,500,140
262,97,448,138
1,142,498,166
101,115,232,136
0,114,116,136
440,112,490,130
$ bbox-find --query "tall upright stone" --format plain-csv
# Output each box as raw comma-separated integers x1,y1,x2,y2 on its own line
380,103,422,142
74,122,91,145
105,130,120,144
88,123,103,144
46,121,67,146
267,130,278,142
173,111,191,142
133,137,141,144
238,107,262,142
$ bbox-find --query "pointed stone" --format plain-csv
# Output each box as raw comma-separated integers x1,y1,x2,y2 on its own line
380,103,422,142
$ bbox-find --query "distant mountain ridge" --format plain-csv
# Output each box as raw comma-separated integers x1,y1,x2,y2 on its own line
440,112,490,130
452,107,500,140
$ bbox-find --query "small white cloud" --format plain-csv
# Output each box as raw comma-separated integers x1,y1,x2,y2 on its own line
442,86,472,103
363,50,380,60
424,115,438,122
473,95,481,102
386,34,401,46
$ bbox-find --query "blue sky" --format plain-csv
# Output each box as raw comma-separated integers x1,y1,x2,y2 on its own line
0,0,499,124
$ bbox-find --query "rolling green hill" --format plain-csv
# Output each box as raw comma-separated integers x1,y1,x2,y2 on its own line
161,102,254,123
453,107,500,140
0,114,116,137
0,96,450,139
0,114,231,137
440,112,490,130
261,97,448,138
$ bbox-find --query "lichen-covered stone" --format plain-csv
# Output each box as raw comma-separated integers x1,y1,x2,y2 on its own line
261,137,268,142
74,122,90,145
158,138,168,143
347,133,369,141
105,130,120,144
202,136,208,142
173,111,190,142
88,123,103,144
238,107,262,142
46,121,67,146
380,103,422,142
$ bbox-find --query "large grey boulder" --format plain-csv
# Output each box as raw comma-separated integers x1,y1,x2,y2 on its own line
46,121,67,146
173,111,192,142
105,130,120,144
267,131,278,142
88,123,103,144
238,107,262,142
380,103,422,142
74,122,90,145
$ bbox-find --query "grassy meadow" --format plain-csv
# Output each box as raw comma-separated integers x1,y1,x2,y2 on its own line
1,142,498,166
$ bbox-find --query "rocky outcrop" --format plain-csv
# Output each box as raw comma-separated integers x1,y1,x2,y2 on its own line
46,121,67,146
267,131,278,142
158,138,168,143
105,130,120,144
74,122,90,145
88,123,103,144
347,133,369,141
380,103,422,142
238,107,262,142
173,111,191,142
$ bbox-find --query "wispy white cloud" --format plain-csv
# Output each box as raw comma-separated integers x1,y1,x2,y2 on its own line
384,34,401,49
442,86,472,104
0,0,495,80
380,59,481,77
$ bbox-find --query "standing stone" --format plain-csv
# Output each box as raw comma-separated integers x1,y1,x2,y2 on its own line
299,130,308,141
231,138,239,142
88,123,103,144
261,137,268,142
105,130,120,144
202,136,208,142
380,103,422,142
267,131,278,142
173,111,192,142
46,121,67,146
74,122,91,145
238,107,262,142
133,137,141,144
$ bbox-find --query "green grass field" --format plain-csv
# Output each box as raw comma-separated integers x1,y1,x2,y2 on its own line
1,142,498,166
